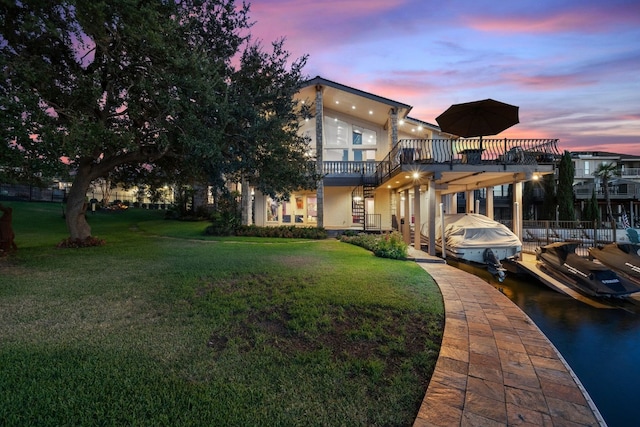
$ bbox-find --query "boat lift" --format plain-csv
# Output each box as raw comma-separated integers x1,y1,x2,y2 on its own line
509,253,640,309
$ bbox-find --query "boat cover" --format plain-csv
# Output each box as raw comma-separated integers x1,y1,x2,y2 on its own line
589,243,640,283
537,242,640,297
436,213,522,250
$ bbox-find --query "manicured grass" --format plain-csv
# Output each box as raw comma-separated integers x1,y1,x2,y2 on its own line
0,201,444,426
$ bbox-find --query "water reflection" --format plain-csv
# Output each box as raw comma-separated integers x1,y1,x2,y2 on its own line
447,260,640,427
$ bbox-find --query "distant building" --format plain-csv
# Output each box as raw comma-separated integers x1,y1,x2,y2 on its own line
571,151,640,227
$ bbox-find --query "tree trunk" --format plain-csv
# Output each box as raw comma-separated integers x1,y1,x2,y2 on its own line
65,169,93,241
602,178,618,242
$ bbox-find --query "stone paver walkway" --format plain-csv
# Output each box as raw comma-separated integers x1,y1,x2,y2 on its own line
410,252,606,426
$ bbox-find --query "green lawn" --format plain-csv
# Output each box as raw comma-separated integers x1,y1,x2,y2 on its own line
0,201,444,426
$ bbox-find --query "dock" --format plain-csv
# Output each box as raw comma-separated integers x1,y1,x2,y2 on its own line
510,253,615,309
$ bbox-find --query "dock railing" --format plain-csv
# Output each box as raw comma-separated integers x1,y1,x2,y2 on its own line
520,220,621,255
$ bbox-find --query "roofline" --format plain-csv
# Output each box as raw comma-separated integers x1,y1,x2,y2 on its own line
405,116,443,132
571,151,640,160
301,76,413,113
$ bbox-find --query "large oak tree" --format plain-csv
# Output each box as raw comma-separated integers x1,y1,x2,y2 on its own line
1,0,314,241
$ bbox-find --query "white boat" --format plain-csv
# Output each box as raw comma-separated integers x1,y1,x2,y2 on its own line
432,213,522,281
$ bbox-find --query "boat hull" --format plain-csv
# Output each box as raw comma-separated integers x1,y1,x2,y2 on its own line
589,243,640,285
440,245,521,265
536,242,640,297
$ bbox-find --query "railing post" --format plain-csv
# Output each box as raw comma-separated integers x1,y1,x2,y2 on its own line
449,140,454,170
545,220,550,245
503,138,508,170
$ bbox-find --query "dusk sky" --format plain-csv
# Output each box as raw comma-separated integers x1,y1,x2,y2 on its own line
247,0,640,156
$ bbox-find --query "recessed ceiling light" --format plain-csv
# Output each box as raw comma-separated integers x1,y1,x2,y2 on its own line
351,106,356,109
335,101,339,104
399,120,405,125
369,110,373,115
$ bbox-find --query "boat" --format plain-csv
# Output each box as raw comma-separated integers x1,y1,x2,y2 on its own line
588,243,640,285
535,242,640,297
433,213,522,281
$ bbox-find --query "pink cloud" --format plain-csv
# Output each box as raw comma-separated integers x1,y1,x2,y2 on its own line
502,72,597,90
463,3,640,34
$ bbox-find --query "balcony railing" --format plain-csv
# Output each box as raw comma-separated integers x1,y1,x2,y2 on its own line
322,161,377,175
621,168,640,177
320,139,560,187
375,138,560,185
573,183,640,199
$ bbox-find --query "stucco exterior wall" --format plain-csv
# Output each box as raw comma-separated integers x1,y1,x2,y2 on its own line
323,186,354,229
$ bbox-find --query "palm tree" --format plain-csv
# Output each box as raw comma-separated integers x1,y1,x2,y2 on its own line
593,162,620,226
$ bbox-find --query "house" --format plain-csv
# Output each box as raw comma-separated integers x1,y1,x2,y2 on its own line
246,77,560,255
571,151,640,227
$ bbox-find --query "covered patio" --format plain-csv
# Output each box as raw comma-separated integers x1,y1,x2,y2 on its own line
372,137,560,255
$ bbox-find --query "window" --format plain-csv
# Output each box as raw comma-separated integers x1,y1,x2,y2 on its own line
307,197,317,222
362,128,377,146
267,197,279,222
324,116,348,146
325,149,348,161
282,201,292,223
353,149,376,162
352,130,362,145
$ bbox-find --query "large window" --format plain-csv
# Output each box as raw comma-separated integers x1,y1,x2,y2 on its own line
265,194,317,225
353,149,376,162
325,149,348,161
324,116,349,147
324,116,377,161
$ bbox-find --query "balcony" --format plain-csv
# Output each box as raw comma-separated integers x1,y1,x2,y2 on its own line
621,168,640,178
321,138,560,189
574,182,640,200
375,138,559,186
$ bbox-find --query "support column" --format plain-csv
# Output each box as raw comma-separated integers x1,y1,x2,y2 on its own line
513,181,523,240
413,184,421,249
466,190,475,213
315,85,324,228
403,189,411,244
450,193,458,214
427,179,437,256
389,108,399,152
486,186,494,219
395,191,401,231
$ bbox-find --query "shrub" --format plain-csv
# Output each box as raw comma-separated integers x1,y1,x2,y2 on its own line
340,231,407,260
373,232,408,259
225,225,327,240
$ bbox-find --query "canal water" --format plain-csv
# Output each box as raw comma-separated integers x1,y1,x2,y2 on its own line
449,261,640,427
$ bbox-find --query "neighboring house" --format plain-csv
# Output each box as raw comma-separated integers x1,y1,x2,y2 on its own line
571,151,640,226
246,76,559,255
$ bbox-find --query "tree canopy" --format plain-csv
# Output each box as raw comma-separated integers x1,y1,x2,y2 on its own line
1,0,314,241
594,162,619,225
557,151,575,221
